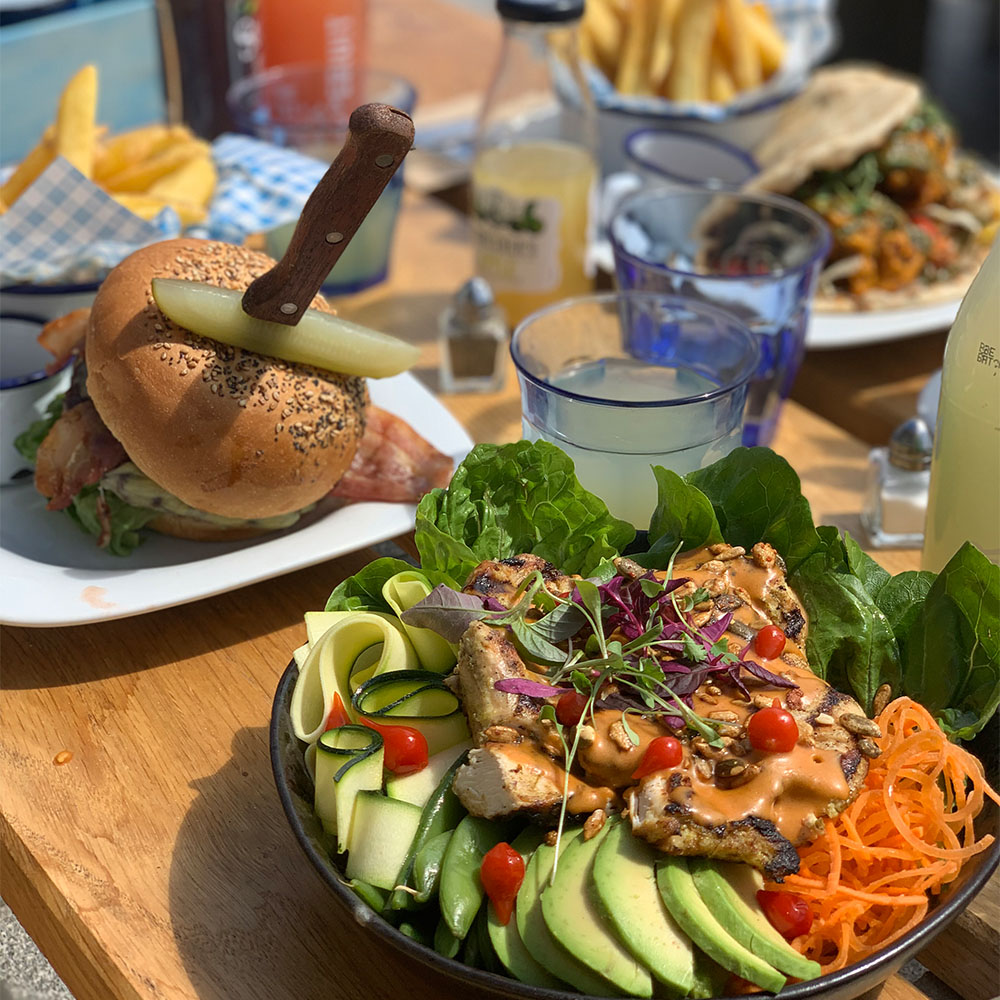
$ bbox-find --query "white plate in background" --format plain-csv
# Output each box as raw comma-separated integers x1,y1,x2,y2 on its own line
806,298,959,350
0,373,473,627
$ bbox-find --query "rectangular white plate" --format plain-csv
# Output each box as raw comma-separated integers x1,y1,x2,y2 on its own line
0,373,473,627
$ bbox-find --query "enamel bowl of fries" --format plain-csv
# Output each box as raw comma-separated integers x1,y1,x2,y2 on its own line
0,66,217,319
578,0,836,171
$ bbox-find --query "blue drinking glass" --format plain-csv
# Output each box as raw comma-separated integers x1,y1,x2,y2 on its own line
609,188,830,447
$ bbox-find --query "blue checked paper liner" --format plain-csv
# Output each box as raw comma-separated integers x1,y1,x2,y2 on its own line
0,134,328,287
576,0,836,119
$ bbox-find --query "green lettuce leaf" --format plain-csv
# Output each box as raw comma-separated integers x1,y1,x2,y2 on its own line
413,441,634,585
901,543,1000,740
65,485,159,557
14,394,64,463
637,466,723,567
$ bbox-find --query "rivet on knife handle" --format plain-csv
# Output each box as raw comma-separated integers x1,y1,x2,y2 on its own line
241,103,415,326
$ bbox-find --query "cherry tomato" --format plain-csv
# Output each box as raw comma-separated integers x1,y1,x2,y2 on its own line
756,889,814,940
323,693,350,731
747,699,799,753
631,735,683,780
555,690,589,726
480,842,525,925
359,718,428,775
754,624,787,660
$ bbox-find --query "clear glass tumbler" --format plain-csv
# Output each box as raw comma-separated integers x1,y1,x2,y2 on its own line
511,291,759,527
609,188,830,446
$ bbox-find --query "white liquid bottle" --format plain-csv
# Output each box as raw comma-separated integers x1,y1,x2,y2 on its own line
922,238,1000,572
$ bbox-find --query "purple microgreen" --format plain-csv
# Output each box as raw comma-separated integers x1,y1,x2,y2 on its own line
400,584,497,642
739,650,799,688
493,678,567,698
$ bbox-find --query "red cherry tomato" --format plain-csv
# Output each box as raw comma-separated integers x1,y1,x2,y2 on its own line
756,889,814,940
323,692,350,731
754,624,787,660
631,735,683,780
747,699,799,753
555,690,589,726
359,718,428,775
480,842,525,925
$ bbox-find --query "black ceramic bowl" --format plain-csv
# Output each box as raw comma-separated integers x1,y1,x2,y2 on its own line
271,660,999,1000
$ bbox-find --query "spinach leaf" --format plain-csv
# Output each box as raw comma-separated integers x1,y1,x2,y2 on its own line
413,441,634,585
901,543,1000,739
874,570,936,664
326,557,420,612
844,533,892,599
639,466,722,567
792,551,901,712
686,447,822,574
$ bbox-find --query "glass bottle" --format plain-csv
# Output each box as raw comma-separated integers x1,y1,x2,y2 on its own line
861,417,933,549
471,0,597,330
922,238,1000,572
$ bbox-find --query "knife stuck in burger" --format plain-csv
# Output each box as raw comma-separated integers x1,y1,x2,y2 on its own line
15,104,456,554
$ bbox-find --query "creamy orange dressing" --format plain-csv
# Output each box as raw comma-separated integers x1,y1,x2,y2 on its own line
502,547,854,835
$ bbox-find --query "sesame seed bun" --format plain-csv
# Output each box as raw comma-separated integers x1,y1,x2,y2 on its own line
85,238,369,521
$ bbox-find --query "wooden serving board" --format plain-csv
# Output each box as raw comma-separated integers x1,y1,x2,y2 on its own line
1,193,994,1000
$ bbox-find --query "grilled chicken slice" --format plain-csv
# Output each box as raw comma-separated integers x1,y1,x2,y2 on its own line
462,553,577,609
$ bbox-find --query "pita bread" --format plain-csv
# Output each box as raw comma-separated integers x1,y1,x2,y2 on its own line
746,64,922,195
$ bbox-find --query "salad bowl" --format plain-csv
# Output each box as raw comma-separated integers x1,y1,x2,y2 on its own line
269,442,999,1000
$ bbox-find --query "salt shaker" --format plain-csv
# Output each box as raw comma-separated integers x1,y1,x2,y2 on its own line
861,416,934,548
438,277,507,393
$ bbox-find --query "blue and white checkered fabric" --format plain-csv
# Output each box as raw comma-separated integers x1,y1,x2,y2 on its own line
188,133,325,245
0,157,175,284
583,0,836,120
0,136,327,287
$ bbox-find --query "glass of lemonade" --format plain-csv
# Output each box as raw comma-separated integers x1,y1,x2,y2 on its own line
610,189,830,447
227,66,415,295
511,292,759,527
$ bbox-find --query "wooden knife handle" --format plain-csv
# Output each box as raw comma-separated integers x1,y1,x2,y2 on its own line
241,103,414,325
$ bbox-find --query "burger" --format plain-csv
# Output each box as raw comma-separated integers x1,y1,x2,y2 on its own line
746,64,1000,309
16,238,450,554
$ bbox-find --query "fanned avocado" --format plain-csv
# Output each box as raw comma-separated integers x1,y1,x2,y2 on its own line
542,821,654,998
516,829,620,996
690,860,822,982
593,817,696,994
656,856,787,994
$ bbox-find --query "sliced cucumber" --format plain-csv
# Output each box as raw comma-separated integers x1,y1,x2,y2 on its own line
386,739,472,808
345,791,423,890
313,725,384,852
151,278,420,378
382,570,457,672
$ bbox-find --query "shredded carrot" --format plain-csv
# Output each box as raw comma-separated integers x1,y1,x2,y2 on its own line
766,697,999,974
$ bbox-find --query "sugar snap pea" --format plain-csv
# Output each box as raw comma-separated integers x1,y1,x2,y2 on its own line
413,829,454,903
439,814,511,939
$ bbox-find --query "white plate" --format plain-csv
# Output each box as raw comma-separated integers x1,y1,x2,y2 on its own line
0,373,473,628
806,298,960,350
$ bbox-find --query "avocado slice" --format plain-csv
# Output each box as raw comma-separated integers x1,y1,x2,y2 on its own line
656,856,787,994
487,827,564,990
690,860,822,982
593,818,697,995
542,821,654,998
516,829,620,996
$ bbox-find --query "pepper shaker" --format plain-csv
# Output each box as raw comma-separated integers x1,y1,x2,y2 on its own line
438,277,507,393
861,416,934,548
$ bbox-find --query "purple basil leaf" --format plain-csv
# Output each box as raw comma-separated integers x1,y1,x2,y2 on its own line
493,678,567,698
740,657,799,688
401,584,494,642
700,612,733,644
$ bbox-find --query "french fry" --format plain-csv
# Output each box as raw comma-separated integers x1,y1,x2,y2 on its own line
54,65,98,178
616,0,655,95
664,0,717,103
648,0,681,93
709,40,738,103
747,3,787,76
0,128,55,206
111,192,206,227
581,0,624,79
92,124,182,184
148,154,217,209
718,0,762,91
101,138,211,193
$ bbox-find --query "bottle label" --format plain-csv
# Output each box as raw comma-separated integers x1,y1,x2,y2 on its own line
471,186,562,294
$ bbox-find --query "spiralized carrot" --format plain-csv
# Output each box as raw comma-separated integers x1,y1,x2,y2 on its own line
766,697,1000,973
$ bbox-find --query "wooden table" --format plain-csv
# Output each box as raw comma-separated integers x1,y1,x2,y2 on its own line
2,188,995,1000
